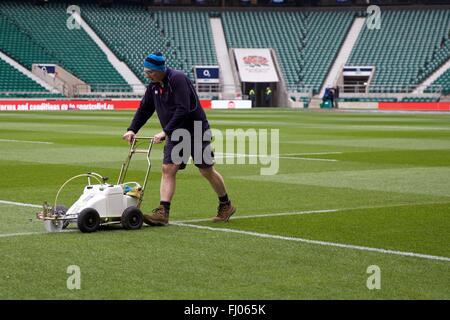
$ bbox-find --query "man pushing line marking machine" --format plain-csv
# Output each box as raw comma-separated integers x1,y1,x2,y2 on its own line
36,136,155,233
122,52,236,226
37,52,235,233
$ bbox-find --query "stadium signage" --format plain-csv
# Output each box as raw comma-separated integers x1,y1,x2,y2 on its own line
194,66,220,83
2,100,450,111
36,64,56,76
234,49,279,82
0,100,212,111
378,102,450,111
0,100,136,111
211,100,252,109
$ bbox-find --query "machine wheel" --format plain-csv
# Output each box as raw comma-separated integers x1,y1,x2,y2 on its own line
121,207,143,230
53,205,70,229
77,208,100,233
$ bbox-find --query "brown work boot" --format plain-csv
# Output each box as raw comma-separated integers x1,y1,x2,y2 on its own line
213,202,236,222
143,205,169,226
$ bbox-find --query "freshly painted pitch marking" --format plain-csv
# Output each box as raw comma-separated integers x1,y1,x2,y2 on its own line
0,230,77,238
0,139,53,145
0,200,41,208
0,232,46,238
282,152,343,156
280,156,337,162
172,222,450,262
177,201,450,224
2,199,449,262
215,152,338,162
176,209,339,223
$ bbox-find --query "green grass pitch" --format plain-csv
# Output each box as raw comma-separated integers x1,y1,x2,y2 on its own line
0,109,449,299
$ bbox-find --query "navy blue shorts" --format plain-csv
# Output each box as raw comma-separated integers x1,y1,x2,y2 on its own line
163,135,214,170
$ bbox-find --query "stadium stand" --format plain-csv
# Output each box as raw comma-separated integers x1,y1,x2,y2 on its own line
0,58,64,98
424,68,450,96
81,3,171,83
81,5,216,82
154,11,218,80
347,9,450,92
0,1,128,91
221,10,354,94
0,0,448,103
429,69,450,96
0,14,60,69
0,58,46,93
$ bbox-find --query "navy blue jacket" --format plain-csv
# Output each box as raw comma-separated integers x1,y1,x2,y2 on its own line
127,68,210,136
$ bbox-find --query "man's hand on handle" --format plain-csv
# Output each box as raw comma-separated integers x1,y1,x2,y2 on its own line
153,131,166,144
122,130,136,144
123,130,165,144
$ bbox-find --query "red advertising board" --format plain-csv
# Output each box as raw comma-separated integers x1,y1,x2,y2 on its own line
0,100,139,111
378,102,450,111
0,99,212,111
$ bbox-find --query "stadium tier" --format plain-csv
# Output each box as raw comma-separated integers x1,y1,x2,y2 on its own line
0,58,65,98
0,14,60,69
429,69,450,95
81,6,216,82
347,9,450,92
0,1,449,100
155,11,217,80
0,58,45,93
81,4,172,83
222,10,354,94
0,1,128,91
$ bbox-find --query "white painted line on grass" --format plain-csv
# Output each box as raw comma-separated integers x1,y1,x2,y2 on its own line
280,156,338,162
2,199,449,263
0,139,53,145
215,152,338,162
176,209,339,223
177,201,450,224
0,200,41,208
0,232,43,238
0,230,77,238
283,152,343,156
172,222,450,262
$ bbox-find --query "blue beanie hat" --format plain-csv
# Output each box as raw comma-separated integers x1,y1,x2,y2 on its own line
144,52,166,72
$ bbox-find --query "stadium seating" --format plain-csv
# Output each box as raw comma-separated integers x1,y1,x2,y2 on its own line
1,1,449,100
338,97,398,102
81,5,217,82
347,9,450,91
401,97,439,102
0,58,65,98
0,14,60,69
0,58,47,93
429,69,450,95
221,10,354,94
81,4,169,83
0,1,128,91
154,11,218,79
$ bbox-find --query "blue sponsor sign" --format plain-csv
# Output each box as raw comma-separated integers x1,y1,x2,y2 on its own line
195,66,220,83
37,64,56,75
